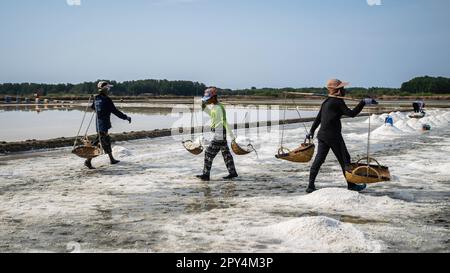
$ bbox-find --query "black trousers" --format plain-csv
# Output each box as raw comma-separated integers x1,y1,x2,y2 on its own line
413,103,420,113
92,131,112,154
309,137,355,187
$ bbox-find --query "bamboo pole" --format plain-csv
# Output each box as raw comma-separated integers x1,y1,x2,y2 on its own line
283,92,361,102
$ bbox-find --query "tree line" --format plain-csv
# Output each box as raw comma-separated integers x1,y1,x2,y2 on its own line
400,76,450,94
0,76,449,97
225,76,450,97
0,79,207,97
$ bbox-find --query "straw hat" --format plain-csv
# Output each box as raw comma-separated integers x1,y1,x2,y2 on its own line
326,79,349,95
97,81,114,91
202,87,218,102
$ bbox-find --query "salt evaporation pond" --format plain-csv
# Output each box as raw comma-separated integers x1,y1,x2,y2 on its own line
0,105,317,142
0,109,449,252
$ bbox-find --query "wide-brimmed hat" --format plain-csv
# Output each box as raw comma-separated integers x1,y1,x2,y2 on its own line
202,87,218,102
326,79,349,95
97,81,114,91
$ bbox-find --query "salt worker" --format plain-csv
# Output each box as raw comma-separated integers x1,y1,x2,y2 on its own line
412,100,425,113
196,87,238,181
305,79,378,193
84,81,132,169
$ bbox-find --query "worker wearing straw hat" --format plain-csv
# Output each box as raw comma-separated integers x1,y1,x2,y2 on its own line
305,79,378,193
84,81,132,169
196,87,238,181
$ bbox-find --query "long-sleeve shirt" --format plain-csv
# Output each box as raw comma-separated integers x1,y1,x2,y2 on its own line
203,103,235,140
310,97,365,141
91,94,128,132
413,101,425,109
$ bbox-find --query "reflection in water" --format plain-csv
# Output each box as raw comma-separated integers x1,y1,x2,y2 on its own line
1,105,77,114
0,105,317,142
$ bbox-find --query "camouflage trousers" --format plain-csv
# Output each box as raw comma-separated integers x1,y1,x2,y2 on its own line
92,131,112,154
203,140,237,177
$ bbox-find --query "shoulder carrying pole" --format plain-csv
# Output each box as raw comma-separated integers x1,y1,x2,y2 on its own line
283,92,361,102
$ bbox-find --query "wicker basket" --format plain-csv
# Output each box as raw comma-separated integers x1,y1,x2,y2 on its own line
345,157,391,184
182,140,204,155
72,145,102,159
231,140,253,155
275,141,315,163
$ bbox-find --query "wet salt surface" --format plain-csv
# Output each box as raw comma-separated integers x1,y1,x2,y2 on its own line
0,109,449,252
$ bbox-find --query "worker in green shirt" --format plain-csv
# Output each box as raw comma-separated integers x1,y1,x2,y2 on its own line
196,87,238,181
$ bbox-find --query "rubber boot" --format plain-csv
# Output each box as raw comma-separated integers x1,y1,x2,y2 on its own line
84,159,95,169
306,184,317,194
223,173,238,180
196,174,210,181
347,183,367,192
108,153,120,165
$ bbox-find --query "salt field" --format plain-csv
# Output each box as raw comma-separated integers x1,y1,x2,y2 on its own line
0,109,449,253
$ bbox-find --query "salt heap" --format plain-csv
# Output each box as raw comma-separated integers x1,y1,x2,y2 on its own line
296,188,405,217
112,146,134,158
371,123,405,138
259,216,382,252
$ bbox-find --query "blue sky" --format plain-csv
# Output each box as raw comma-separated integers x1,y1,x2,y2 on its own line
0,0,449,89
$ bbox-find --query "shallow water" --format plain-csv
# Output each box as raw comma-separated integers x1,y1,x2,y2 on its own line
0,109,449,252
0,105,317,142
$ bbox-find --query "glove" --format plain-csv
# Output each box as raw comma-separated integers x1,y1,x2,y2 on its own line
363,98,378,105
126,116,132,124
306,133,314,140
201,101,207,110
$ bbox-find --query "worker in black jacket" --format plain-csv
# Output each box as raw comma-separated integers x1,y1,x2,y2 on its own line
305,79,378,193
412,100,425,113
84,81,132,169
